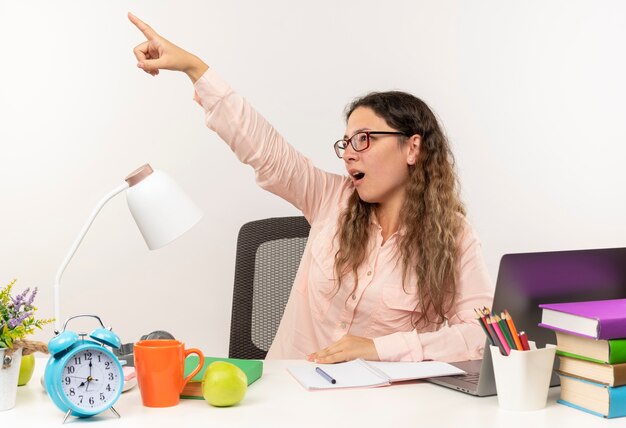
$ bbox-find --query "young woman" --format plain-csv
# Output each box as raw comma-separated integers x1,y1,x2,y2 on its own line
129,13,493,363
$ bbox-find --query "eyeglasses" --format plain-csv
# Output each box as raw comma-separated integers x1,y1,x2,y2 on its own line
334,131,408,159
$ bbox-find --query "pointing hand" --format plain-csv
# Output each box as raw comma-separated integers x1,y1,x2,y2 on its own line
128,12,208,83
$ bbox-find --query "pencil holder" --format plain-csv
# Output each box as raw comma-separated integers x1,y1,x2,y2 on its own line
490,341,556,411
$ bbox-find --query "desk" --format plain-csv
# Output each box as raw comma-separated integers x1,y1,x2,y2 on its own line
3,359,621,427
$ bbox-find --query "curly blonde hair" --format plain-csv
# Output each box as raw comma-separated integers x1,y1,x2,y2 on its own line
334,91,465,328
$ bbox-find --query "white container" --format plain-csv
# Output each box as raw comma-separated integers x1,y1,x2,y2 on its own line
490,341,556,411
0,347,22,411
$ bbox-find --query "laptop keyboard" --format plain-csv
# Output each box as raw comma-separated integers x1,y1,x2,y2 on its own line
457,372,480,385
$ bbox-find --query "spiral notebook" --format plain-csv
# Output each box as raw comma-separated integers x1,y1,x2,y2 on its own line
287,359,465,390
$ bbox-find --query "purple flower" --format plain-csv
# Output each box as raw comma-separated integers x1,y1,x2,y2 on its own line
26,288,38,306
9,287,37,312
8,311,31,329
1,280,52,348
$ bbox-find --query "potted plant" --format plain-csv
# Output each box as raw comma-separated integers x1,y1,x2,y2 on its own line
0,279,53,411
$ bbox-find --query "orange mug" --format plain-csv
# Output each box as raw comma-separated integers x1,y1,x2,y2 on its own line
134,339,204,407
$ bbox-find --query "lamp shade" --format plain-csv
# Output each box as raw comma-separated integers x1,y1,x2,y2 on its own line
125,165,203,250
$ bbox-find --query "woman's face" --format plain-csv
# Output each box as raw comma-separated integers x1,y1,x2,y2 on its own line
343,107,419,207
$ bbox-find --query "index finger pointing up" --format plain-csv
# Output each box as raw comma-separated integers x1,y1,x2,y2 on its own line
128,12,159,40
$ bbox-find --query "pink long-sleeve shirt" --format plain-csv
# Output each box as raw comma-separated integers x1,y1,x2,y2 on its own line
194,68,494,362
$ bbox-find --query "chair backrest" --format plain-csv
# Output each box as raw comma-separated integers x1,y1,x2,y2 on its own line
229,216,311,359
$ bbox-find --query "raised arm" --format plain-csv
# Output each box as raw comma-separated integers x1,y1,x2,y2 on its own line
128,13,347,221
128,12,207,82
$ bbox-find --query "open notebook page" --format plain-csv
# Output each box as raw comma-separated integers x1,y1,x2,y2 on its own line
366,360,466,382
287,359,465,390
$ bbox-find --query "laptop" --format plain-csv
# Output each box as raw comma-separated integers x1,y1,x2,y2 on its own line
426,247,626,396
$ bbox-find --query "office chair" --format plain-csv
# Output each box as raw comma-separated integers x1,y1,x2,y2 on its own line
229,216,311,359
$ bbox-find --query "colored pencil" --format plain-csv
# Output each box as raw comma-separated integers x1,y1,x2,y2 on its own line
489,316,511,355
503,310,523,351
495,314,515,350
519,331,531,351
475,309,509,356
474,309,495,346
482,312,507,355
479,307,508,356
476,307,533,355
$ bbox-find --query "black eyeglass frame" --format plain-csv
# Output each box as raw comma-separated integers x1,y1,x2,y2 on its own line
334,131,409,158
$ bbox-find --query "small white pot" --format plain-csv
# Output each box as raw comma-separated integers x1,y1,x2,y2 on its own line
0,347,22,411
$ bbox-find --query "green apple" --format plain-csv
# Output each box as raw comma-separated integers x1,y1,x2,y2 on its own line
18,353,35,386
201,361,247,407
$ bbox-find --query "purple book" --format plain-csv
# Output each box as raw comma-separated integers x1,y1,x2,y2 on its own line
539,298,626,340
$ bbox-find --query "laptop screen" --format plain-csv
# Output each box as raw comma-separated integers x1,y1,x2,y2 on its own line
491,247,626,351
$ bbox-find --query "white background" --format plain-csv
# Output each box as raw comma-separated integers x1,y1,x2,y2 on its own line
1,0,624,356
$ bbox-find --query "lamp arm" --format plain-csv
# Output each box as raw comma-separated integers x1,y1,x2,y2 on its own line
53,182,129,331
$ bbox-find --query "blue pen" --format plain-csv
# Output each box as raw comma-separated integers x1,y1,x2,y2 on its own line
315,367,336,384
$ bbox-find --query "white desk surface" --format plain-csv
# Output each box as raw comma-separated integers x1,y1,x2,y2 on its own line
3,358,622,427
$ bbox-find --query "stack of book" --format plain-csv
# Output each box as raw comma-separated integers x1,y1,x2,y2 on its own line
539,298,626,418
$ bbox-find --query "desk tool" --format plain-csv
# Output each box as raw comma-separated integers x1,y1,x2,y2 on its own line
44,315,124,423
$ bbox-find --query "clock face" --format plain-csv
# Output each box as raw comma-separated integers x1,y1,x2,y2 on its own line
60,347,122,412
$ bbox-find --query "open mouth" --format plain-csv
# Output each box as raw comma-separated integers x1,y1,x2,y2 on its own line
352,171,365,182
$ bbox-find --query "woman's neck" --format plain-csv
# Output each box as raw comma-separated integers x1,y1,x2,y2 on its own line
375,203,402,245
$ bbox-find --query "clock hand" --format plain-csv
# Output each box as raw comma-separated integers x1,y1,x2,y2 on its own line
83,375,100,391
86,362,94,391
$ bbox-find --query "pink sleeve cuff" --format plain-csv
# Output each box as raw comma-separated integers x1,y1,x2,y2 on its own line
373,331,424,362
192,68,232,112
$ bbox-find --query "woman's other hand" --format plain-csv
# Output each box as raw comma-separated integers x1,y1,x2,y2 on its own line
128,12,208,83
307,335,380,364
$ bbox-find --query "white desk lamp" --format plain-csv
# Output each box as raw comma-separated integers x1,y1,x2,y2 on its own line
53,164,203,331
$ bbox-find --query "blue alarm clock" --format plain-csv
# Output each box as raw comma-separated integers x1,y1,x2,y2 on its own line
45,314,124,423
